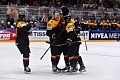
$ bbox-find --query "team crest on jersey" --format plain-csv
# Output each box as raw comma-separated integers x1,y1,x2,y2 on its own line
51,21,53,23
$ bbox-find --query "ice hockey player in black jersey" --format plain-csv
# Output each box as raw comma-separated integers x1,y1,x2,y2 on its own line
46,10,69,73
15,13,32,73
64,15,86,74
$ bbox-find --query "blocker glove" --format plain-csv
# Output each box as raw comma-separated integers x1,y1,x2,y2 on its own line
66,38,72,46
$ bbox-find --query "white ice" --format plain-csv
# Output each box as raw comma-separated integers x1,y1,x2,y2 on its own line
0,42,120,80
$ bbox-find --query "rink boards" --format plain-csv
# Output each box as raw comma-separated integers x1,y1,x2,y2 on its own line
0,29,119,42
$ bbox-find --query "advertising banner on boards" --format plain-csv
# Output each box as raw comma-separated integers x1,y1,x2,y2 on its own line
28,30,49,40
0,29,119,41
0,29,16,40
89,30,120,40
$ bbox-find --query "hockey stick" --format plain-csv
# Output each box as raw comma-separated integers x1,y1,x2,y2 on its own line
40,46,51,60
40,27,65,60
46,41,66,46
41,15,45,22
46,40,86,47
82,30,88,51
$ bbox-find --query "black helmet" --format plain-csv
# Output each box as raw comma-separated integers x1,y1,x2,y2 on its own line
18,13,26,20
61,6,69,16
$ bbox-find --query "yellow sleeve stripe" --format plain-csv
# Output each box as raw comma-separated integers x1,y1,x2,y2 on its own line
17,22,21,28
17,21,26,28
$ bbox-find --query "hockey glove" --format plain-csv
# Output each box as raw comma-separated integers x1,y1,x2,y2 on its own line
28,31,32,35
66,38,72,46
28,29,32,35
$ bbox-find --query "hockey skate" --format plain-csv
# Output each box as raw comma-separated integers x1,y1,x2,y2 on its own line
52,66,61,74
56,67,62,73
79,65,86,72
61,66,70,73
24,67,31,73
68,66,77,75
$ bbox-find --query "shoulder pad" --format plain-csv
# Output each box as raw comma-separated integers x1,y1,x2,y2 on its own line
47,17,61,29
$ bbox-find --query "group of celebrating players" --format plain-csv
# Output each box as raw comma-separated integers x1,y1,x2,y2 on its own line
46,6,86,74
15,6,86,74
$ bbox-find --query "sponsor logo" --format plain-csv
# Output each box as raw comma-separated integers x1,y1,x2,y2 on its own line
32,32,46,36
80,31,89,40
90,32,120,39
29,31,49,40
0,30,16,40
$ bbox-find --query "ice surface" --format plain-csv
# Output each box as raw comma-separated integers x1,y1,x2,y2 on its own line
0,42,120,80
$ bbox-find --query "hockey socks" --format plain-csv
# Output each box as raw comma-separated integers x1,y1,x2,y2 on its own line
56,55,60,66
77,56,86,72
64,55,69,67
77,56,84,66
51,56,57,66
23,58,31,73
23,58,29,67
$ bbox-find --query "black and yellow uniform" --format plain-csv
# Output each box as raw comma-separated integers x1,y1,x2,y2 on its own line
65,15,86,72
100,20,111,30
80,19,87,30
117,22,120,30
86,20,91,30
111,20,118,30
89,21,98,30
15,14,32,72
46,15,69,72
16,21,31,46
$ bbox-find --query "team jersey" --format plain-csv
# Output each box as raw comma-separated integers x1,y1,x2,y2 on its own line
47,16,61,30
65,20,80,42
100,22,111,27
15,21,31,45
46,16,67,44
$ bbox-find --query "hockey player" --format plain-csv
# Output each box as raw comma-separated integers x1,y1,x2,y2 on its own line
111,19,118,30
46,11,69,73
64,15,86,73
80,19,87,30
61,6,86,73
15,13,32,73
99,19,111,33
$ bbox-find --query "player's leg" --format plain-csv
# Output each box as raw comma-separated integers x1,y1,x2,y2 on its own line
61,45,70,72
17,45,31,73
23,53,31,72
50,46,59,73
74,44,86,72
67,44,78,73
